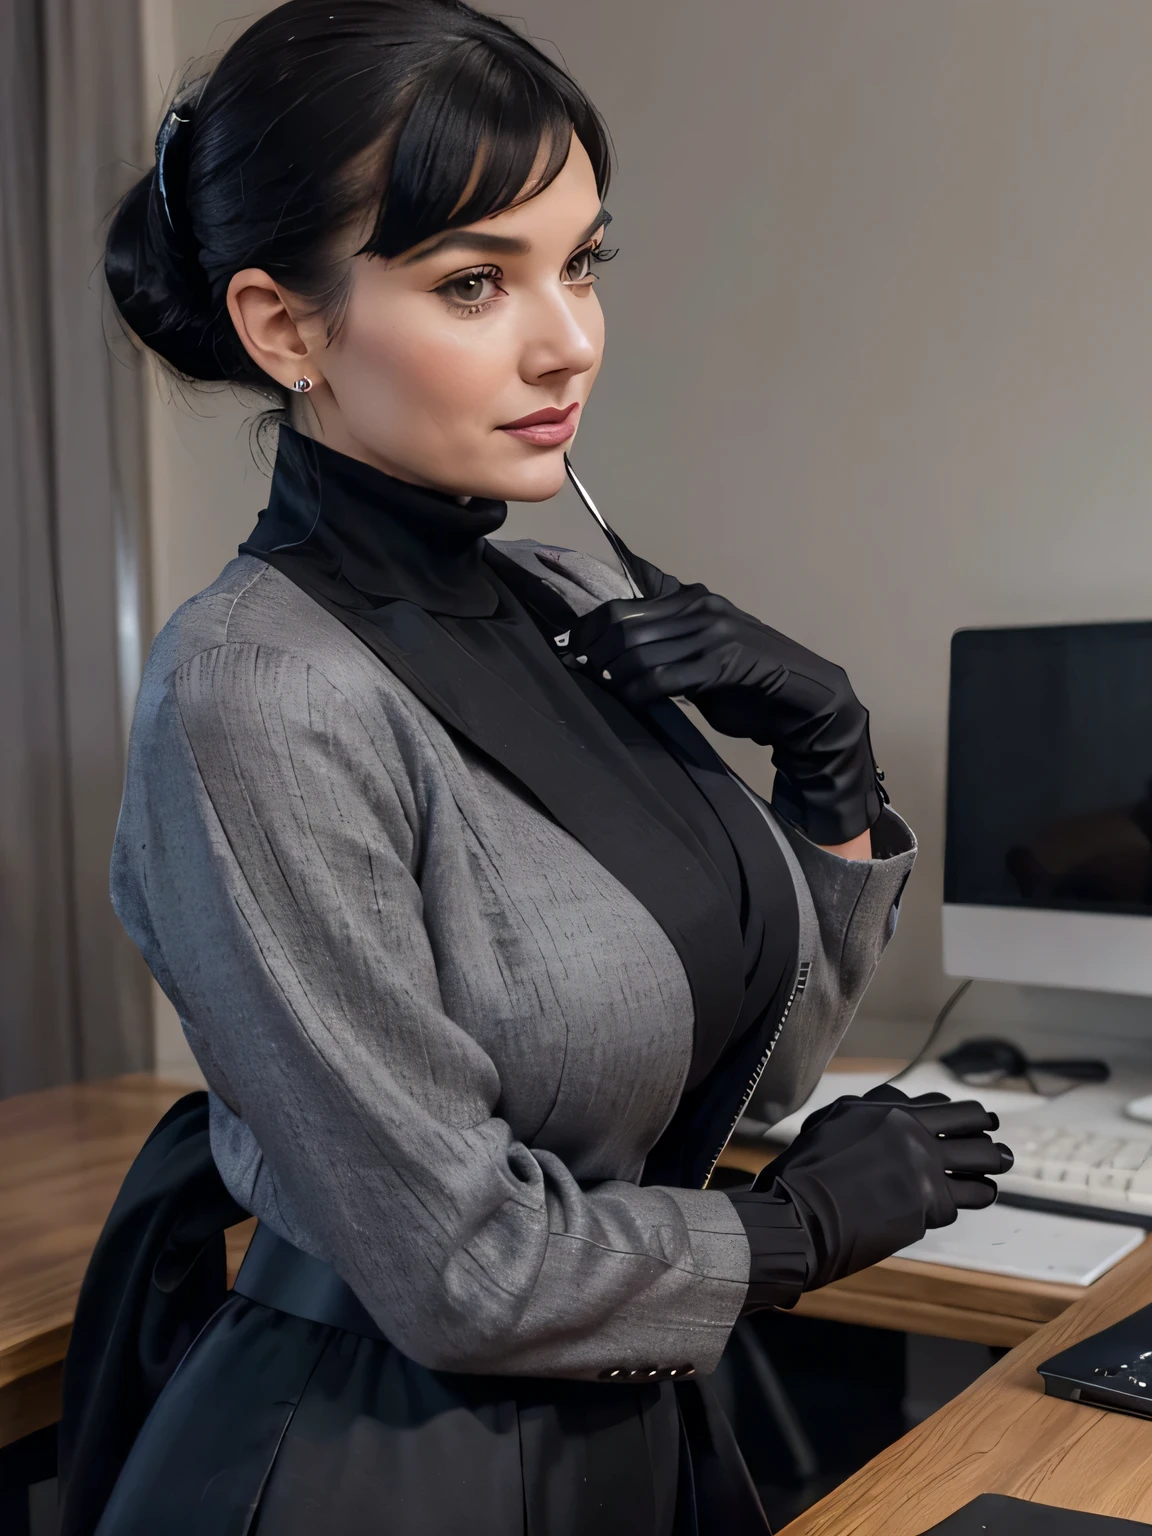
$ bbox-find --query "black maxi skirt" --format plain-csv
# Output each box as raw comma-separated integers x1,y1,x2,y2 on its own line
60,1095,770,1536
96,1293,692,1536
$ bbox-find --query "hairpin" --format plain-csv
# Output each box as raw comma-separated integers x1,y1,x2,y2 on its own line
155,108,192,234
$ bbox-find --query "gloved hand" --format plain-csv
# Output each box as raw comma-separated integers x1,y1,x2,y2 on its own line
736,1083,1014,1296
563,545,885,846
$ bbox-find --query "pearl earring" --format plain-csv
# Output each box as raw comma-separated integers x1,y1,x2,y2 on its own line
291,377,313,393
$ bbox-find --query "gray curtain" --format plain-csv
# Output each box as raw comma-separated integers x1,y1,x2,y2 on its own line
0,0,153,1095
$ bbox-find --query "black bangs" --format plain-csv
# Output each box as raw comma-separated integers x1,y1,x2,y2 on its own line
364,43,609,260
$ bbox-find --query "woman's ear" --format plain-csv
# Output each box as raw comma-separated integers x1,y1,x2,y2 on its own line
226,268,322,390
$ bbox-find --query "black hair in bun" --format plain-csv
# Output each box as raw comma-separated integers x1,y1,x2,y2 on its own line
105,99,225,381
103,0,613,396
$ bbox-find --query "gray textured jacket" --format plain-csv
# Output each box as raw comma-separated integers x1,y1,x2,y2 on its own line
111,539,915,1383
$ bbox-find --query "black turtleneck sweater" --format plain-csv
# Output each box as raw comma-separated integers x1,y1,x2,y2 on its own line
239,426,810,1306
242,425,509,617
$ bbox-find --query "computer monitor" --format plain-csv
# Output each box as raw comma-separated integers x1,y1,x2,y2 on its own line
943,620,1152,996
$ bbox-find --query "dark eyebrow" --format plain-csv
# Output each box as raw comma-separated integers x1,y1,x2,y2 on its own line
402,207,612,267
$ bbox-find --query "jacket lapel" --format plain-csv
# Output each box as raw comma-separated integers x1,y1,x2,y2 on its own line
254,547,746,1070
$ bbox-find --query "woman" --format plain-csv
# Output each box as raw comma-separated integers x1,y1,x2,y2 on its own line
62,3,1012,1532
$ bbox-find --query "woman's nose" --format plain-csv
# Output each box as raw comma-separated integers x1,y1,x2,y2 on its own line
518,289,600,385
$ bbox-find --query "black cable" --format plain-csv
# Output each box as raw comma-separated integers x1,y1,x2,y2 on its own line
887,978,972,1086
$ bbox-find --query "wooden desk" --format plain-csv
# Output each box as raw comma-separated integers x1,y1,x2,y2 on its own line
778,1222,1152,1533
0,1074,252,1454
716,1058,1123,1349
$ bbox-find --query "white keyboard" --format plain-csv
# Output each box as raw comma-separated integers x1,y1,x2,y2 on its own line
997,1121,1152,1226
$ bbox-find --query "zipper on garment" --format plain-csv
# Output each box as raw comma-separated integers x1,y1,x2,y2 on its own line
699,759,813,1189
701,959,811,1189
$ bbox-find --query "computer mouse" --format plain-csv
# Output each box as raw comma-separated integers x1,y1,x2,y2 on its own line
939,1038,1029,1081
1124,1094,1152,1125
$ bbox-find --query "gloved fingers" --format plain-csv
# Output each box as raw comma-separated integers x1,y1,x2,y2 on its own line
903,1099,1000,1137
562,594,682,658
576,620,717,682
947,1174,999,1210
793,1094,928,1149
566,586,714,657
860,1086,954,1109
937,1136,1014,1176
581,610,745,682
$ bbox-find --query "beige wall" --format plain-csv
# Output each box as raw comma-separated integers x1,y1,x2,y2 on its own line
142,0,1152,1075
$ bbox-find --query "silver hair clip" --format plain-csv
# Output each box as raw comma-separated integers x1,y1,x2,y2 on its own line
156,109,191,234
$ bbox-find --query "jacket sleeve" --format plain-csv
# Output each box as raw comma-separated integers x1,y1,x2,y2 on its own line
746,802,917,1129
111,641,750,1381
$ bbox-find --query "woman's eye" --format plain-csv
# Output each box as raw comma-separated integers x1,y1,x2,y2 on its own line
564,247,596,286
438,268,502,311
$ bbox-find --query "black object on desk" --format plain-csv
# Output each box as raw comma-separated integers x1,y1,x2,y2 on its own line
917,1494,1152,1532
940,1038,1111,1095
1039,1300,1152,1417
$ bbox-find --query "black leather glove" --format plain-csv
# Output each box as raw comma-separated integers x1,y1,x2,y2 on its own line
563,545,886,845
729,1084,1014,1307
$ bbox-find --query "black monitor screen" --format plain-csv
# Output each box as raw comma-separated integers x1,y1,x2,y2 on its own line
945,622,1152,916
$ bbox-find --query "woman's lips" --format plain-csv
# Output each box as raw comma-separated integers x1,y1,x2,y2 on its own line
498,401,579,447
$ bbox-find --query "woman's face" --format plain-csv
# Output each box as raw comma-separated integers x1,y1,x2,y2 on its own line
229,131,607,502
